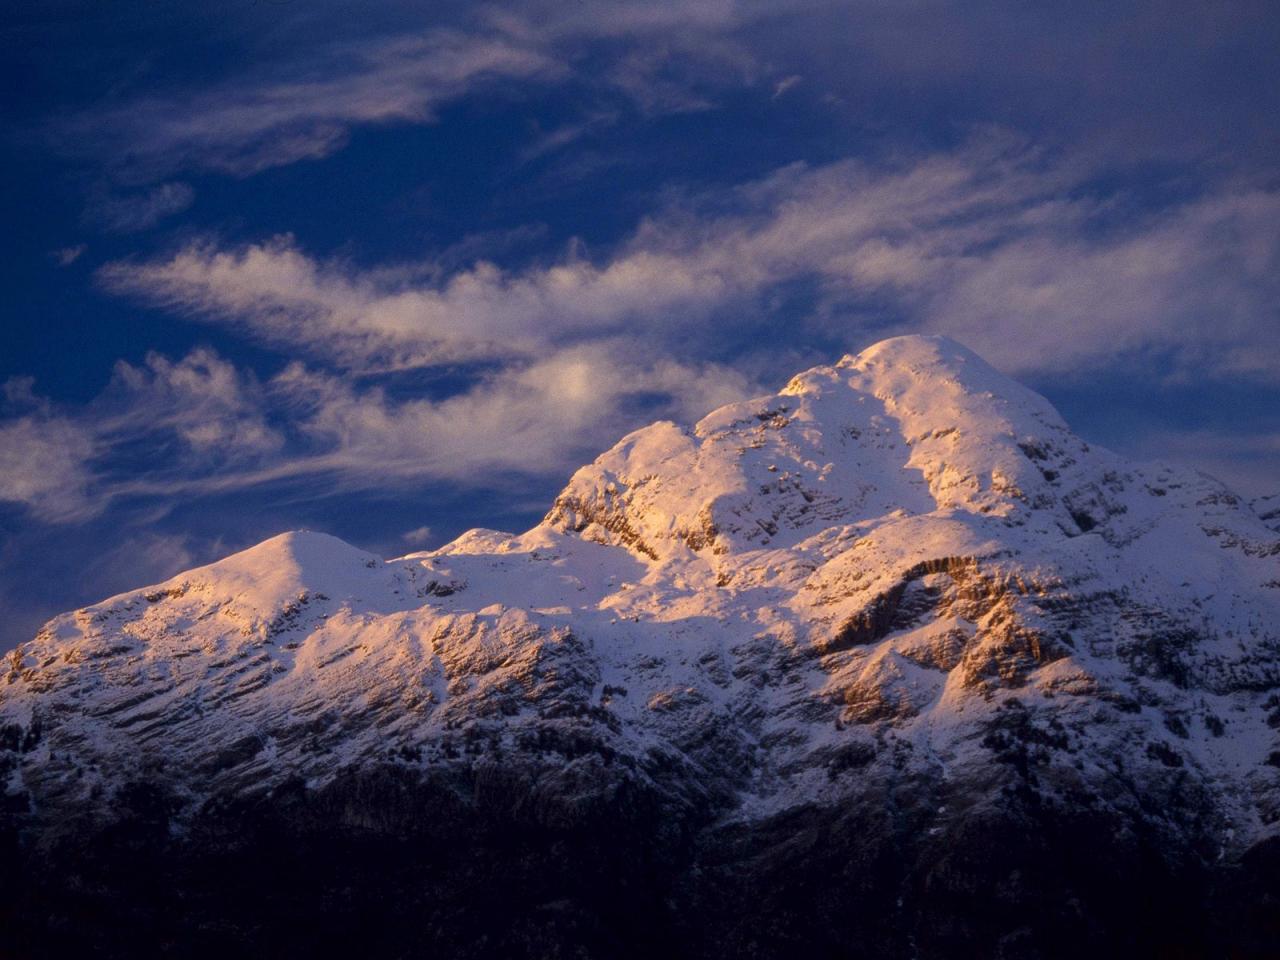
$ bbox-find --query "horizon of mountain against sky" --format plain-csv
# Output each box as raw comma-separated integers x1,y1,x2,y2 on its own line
2,0,1279,657
4,333,1279,957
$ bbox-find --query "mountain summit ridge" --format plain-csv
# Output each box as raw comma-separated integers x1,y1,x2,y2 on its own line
3,335,1279,958
543,334,1093,566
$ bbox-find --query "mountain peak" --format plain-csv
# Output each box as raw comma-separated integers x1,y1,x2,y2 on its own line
172,529,378,587
545,335,1092,559
839,332,982,370
782,334,989,397
834,333,1062,424
68,529,389,632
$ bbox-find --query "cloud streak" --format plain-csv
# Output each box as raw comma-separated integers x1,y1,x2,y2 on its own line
0,341,753,524
56,0,762,182
83,182,196,233
61,31,558,178
100,136,1280,382
0,415,97,522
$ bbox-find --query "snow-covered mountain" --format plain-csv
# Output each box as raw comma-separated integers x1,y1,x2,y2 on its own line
3,336,1279,959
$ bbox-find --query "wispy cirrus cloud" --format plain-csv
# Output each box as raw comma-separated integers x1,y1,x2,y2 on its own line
98,232,734,372
0,350,281,523
42,0,1280,238
770,74,802,100
402,525,434,546
63,31,559,179
269,343,752,481
82,182,196,233
0,339,753,525
50,245,86,267
55,0,760,184
0,415,97,523
100,349,285,468
99,135,1280,383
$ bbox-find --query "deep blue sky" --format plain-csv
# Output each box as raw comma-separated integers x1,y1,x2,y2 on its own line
2,0,1279,650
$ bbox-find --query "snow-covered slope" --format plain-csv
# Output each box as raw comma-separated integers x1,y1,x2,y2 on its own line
3,336,1279,957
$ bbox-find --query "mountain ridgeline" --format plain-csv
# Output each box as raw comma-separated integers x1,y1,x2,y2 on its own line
3,336,1279,958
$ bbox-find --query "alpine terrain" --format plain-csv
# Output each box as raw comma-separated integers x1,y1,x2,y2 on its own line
3,336,1278,959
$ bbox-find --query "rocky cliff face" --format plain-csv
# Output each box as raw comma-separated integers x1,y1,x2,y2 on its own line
3,336,1278,959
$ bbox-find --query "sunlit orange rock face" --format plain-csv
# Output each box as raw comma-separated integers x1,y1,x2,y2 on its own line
3,337,1279,958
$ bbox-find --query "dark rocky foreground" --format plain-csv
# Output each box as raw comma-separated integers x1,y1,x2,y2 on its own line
3,758,1277,960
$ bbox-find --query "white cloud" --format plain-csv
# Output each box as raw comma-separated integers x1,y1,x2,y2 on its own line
0,338,753,524
0,416,97,522
55,1,769,183
3,376,41,408
268,341,752,482
0,350,287,522
402,525,434,546
64,32,558,178
84,182,195,233
518,111,620,163
103,348,285,467
100,136,1280,383
86,532,202,592
917,186,1280,377
771,74,802,99
97,234,734,372
51,245,86,267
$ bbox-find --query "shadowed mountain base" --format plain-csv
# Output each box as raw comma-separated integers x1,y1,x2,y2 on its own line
2,763,1277,960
